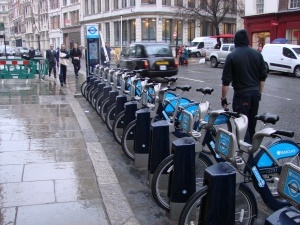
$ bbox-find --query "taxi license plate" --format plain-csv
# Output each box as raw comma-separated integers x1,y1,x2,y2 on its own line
156,61,169,65
160,65,167,70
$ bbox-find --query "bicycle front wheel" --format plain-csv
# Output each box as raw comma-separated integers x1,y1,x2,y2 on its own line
105,102,117,132
151,152,213,212
112,111,126,145
121,119,136,160
100,98,109,123
80,80,87,98
179,183,257,225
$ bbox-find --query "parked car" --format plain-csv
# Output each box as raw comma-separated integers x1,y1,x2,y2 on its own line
261,43,300,77
117,42,178,78
207,43,235,68
34,50,43,57
14,47,29,56
0,45,13,56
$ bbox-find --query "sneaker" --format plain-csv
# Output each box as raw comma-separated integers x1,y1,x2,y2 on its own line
60,83,63,86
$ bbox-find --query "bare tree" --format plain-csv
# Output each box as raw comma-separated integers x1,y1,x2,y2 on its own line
174,0,244,36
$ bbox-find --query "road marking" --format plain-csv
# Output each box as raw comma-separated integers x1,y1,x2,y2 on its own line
178,77,204,82
217,84,292,101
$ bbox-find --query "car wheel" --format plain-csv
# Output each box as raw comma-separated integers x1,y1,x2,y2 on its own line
196,52,201,58
264,62,269,73
294,66,300,78
210,57,218,68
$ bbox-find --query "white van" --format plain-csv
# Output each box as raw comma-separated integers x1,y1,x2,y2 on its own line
187,37,218,57
261,44,300,77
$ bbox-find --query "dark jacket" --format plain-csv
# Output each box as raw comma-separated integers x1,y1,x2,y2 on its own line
46,49,57,63
29,49,35,58
100,46,111,62
70,48,82,64
222,29,267,93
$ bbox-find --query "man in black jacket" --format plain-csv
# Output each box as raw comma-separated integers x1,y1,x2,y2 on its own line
70,43,82,77
221,29,267,143
46,44,57,78
28,47,35,59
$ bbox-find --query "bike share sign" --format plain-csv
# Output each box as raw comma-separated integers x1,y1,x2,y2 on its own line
86,25,99,38
283,168,300,204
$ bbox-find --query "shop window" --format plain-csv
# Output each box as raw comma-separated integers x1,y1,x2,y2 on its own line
142,18,156,41
174,0,183,6
142,0,156,4
162,0,171,5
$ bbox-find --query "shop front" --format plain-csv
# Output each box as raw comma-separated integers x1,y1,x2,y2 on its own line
243,10,300,49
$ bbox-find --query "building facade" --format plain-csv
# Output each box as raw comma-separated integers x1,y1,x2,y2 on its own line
0,0,10,45
244,0,300,48
80,0,237,52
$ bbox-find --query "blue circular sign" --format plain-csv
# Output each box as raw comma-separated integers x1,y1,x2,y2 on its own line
88,26,97,34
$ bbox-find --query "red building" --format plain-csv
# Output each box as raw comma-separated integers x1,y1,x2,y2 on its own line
243,9,300,48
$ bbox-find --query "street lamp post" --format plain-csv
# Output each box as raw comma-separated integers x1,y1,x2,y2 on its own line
120,11,123,54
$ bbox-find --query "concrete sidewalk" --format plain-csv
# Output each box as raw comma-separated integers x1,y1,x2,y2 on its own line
0,70,139,224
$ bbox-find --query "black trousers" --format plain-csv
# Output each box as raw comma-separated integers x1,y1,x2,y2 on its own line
232,90,260,144
59,65,67,83
73,61,81,75
49,61,56,76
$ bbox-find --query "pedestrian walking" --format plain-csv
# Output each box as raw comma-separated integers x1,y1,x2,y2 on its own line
46,44,57,78
100,41,111,67
70,43,82,78
58,44,70,86
221,29,267,143
28,47,35,59
182,46,189,66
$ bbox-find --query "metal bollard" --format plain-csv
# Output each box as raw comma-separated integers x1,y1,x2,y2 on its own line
115,95,127,116
265,206,300,225
134,108,151,169
168,137,196,221
148,120,170,186
124,101,138,127
201,162,236,225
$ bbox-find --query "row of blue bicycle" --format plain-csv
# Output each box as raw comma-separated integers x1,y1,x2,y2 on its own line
80,65,300,225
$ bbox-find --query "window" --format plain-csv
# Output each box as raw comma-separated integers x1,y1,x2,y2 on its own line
142,0,156,4
201,21,214,36
50,0,59,9
50,15,60,29
114,0,119,9
230,45,235,51
188,0,195,8
2,6,5,11
129,20,136,43
256,0,264,14
290,0,300,8
105,0,109,11
63,0,67,6
71,0,78,3
223,23,236,35
70,10,79,26
85,0,89,15
97,0,101,12
173,20,182,44
114,21,120,45
200,0,207,9
142,18,156,41
91,0,95,13
188,21,195,43
105,23,110,42
162,19,171,43
122,21,128,46
283,47,296,59
162,0,171,5
122,0,127,7
174,0,183,6
130,0,135,6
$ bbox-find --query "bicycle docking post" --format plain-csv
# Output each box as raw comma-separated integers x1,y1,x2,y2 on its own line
201,162,236,225
134,108,151,170
108,90,119,107
124,101,137,127
102,86,112,101
148,120,170,187
265,206,300,225
115,95,127,115
168,137,196,221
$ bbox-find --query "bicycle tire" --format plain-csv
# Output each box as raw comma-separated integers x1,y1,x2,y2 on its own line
80,80,87,98
112,111,126,145
105,102,117,132
87,85,97,104
84,83,93,100
179,183,257,225
100,98,109,123
151,152,213,212
95,92,104,116
121,119,136,160
91,89,100,110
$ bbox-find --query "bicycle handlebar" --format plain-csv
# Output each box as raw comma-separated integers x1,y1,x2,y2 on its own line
272,130,294,138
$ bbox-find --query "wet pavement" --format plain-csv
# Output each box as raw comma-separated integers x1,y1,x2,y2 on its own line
0,68,139,224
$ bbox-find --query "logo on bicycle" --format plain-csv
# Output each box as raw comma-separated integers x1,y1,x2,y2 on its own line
284,169,300,203
218,133,230,156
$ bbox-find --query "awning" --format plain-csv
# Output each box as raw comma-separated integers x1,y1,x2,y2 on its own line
210,34,234,38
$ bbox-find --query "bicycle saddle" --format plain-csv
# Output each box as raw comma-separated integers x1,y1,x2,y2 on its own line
255,112,279,124
196,87,214,95
176,85,191,92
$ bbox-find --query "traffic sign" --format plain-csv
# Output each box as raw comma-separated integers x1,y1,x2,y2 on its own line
173,32,177,38
0,22,4,31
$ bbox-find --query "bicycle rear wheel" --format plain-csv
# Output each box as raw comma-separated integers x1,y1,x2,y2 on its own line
80,80,87,98
100,98,109,123
151,152,213,212
179,183,257,225
105,102,117,132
